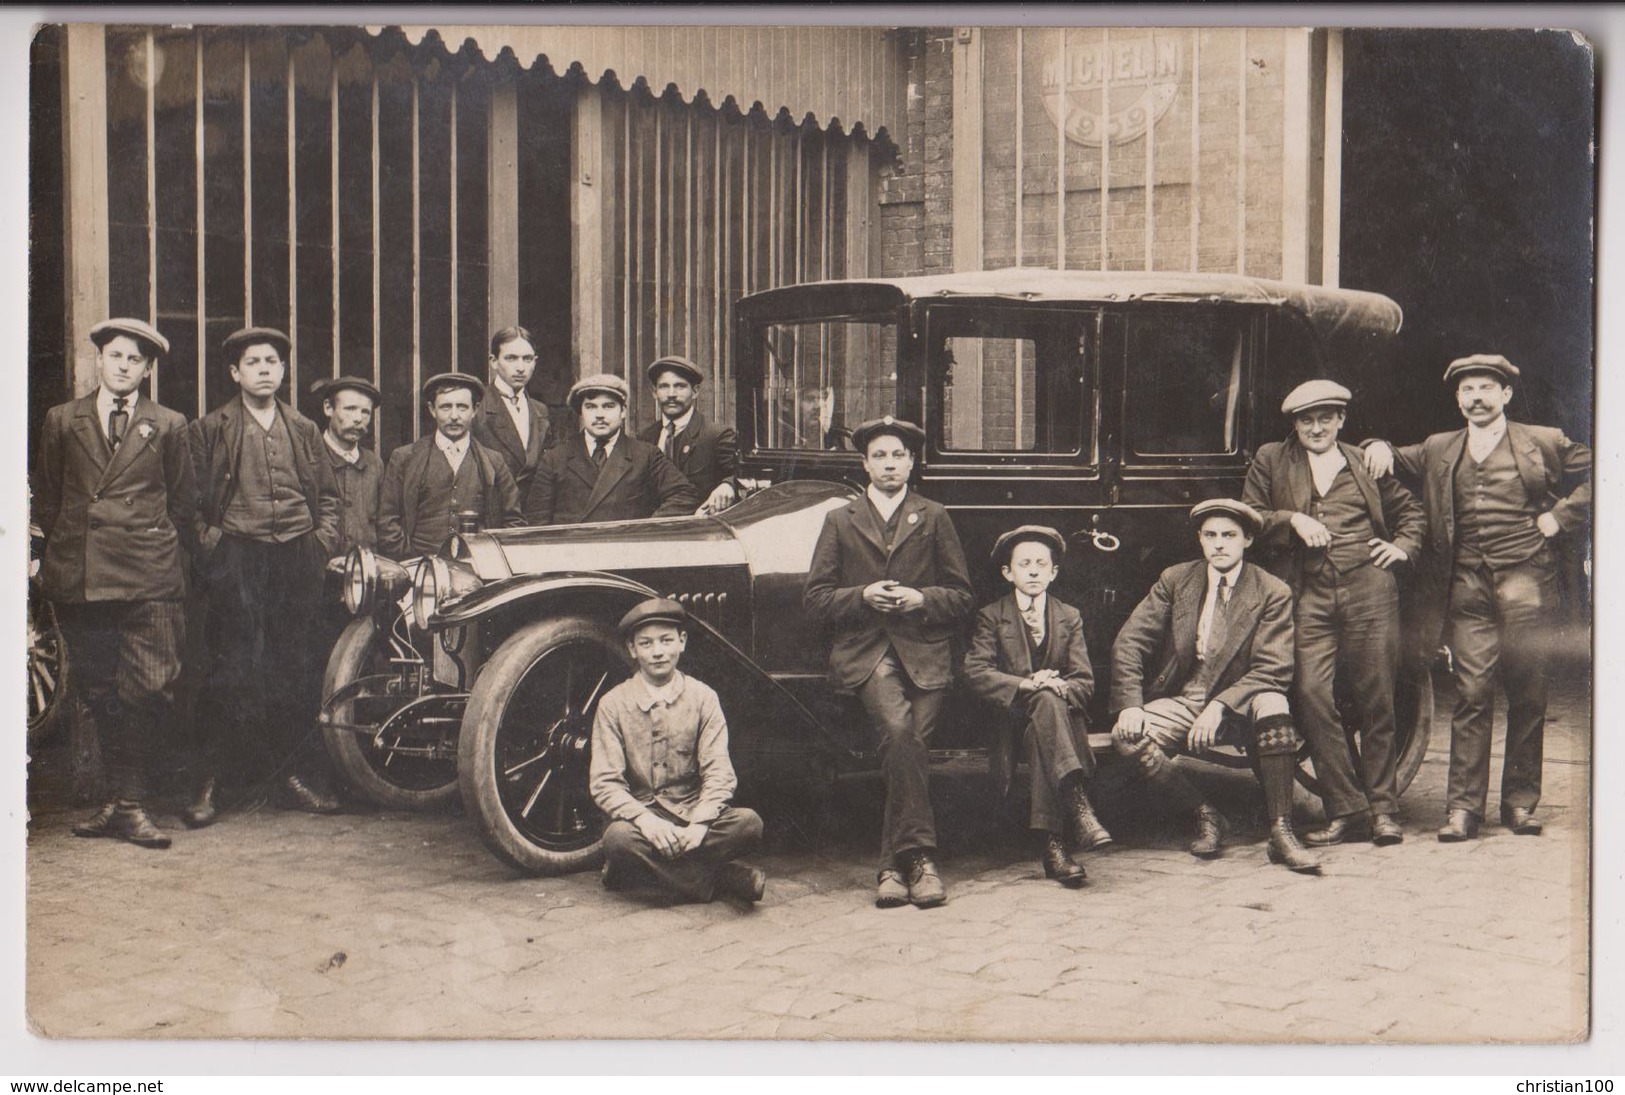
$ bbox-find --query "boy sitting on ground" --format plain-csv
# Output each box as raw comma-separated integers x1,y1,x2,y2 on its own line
589,597,766,904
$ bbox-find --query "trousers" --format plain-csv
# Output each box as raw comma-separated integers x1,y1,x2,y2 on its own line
1446,555,1559,817
1017,690,1095,833
601,806,763,903
858,649,947,868
55,600,185,801
1293,563,1402,818
195,532,327,783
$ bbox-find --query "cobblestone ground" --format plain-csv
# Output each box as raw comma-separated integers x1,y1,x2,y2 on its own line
24,664,1589,1045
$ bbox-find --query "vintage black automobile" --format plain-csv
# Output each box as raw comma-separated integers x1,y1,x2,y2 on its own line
320,268,1432,875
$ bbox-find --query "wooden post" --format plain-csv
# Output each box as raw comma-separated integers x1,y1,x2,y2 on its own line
62,24,109,397
572,83,605,378
950,27,983,448
1322,30,1344,288
1281,29,1313,284
487,80,519,333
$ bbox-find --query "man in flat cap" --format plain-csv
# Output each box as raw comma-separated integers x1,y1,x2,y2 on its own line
638,355,736,504
804,416,974,907
1242,380,1424,847
1110,500,1319,873
590,598,766,905
472,326,553,499
187,326,343,821
1364,354,1590,841
34,319,200,847
523,373,699,525
378,373,523,560
313,376,385,561
963,525,1113,887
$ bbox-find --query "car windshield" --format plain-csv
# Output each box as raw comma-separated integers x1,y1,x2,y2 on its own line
753,317,898,451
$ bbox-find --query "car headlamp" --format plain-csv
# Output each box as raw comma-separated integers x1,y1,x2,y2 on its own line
343,548,378,616
411,557,447,631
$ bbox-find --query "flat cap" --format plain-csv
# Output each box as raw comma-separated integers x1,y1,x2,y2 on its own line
421,372,486,404
646,355,706,386
1190,498,1263,536
89,317,169,359
568,372,632,410
1443,353,1519,386
311,375,382,405
618,596,690,638
850,415,925,454
1280,379,1352,416
221,326,291,364
991,524,1067,567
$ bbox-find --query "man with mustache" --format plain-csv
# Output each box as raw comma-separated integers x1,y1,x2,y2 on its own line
313,376,384,560
1364,355,1590,841
523,374,699,525
638,355,736,505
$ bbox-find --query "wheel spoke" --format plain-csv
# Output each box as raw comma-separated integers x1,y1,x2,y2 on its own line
579,670,611,714
503,745,553,779
520,767,553,820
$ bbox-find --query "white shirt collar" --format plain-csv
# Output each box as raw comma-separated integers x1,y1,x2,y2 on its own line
1305,445,1348,494
1467,416,1508,446
585,430,620,458
866,484,908,522
436,431,469,456
1014,590,1048,616
324,431,361,465
244,400,278,432
1207,563,1242,594
96,387,139,423
492,376,523,402
661,408,696,437
635,671,686,711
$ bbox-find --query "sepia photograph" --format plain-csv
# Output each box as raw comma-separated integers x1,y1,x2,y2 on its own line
12,5,1609,1070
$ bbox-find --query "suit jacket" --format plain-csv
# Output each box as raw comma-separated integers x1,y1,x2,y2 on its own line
34,392,201,603
189,396,341,558
1242,437,1425,594
377,435,525,559
1109,560,1295,716
472,388,552,496
523,432,700,525
638,410,737,501
1382,419,1591,646
802,491,974,693
963,593,1095,713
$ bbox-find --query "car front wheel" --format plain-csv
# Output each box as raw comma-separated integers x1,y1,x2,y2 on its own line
458,615,631,875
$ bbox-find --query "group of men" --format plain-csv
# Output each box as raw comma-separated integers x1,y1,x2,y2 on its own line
33,317,735,849
34,319,1589,917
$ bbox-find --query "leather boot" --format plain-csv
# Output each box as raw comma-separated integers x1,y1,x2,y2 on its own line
716,862,767,904
1303,816,1355,847
1501,805,1542,836
72,801,118,839
1067,783,1114,851
1189,804,1228,858
1267,818,1321,873
1437,808,1480,842
106,803,172,849
1040,832,1087,887
1370,813,1404,846
875,868,909,909
182,776,218,829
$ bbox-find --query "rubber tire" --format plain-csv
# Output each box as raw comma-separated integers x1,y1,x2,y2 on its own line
458,615,630,875
1293,657,1436,799
320,614,460,811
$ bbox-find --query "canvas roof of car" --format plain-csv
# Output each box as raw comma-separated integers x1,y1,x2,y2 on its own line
737,267,1403,347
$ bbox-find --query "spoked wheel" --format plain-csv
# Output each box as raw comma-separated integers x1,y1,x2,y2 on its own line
459,616,632,874
26,584,68,748
320,613,461,810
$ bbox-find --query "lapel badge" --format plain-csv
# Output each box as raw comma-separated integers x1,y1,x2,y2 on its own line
137,423,156,440
907,512,919,525
683,444,691,454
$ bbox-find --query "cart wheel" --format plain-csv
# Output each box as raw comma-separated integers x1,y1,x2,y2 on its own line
458,615,630,875
321,614,460,810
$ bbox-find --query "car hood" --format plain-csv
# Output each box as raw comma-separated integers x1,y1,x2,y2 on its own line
450,480,858,583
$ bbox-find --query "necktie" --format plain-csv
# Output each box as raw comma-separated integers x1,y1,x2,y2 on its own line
663,423,677,459
592,441,607,468
108,396,129,448
1020,600,1044,644
1206,579,1232,659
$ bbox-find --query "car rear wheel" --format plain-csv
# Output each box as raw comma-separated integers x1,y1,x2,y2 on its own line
459,615,631,875
321,614,461,810
1295,657,1436,799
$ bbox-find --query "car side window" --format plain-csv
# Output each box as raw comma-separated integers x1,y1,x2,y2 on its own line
1124,313,1249,459
756,319,898,452
930,307,1092,456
